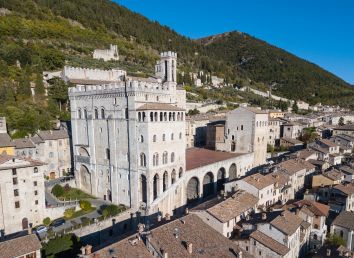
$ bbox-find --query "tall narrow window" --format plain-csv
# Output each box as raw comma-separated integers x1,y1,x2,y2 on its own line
101,108,105,119
106,148,110,160
78,109,82,119
140,153,146,167
94,108,99,119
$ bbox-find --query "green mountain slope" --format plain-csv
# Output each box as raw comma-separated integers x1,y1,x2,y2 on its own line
198,32,354,106
0,0,353,136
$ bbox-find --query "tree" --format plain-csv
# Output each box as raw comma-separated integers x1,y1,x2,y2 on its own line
43,217,51,226
292,101,299,113
101,204,121,218
48,78,69,111
52,184,64,197
338,117,345,126
327,233,346,247
267,144,274,153
42,234,82,258
187,108,200,116
64,208,75,218
17,69,32,99
79,200,92,211
35,72,45,96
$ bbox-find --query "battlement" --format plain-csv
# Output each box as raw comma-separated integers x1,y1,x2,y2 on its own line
63,66,126,82
93,44,119,61
160,51,177,58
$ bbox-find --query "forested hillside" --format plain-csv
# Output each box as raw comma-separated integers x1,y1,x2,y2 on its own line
0,0,353,137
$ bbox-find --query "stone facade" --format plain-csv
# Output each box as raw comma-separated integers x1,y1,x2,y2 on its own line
93,44,119,61
0,155,46,235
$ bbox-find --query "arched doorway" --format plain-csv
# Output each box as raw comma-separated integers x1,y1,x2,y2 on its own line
171,169,176,184
153,174,159,200
187,177,199,202
140,175,147,203
203,172,214,198
22,218,28,230
229,163,237,181
79,165,91,193
217,167,226,192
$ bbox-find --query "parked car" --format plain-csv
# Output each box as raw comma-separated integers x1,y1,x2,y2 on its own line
50,218,65,228
35,225,47,234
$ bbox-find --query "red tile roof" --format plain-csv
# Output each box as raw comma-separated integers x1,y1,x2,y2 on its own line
186,148,242,171
0,234,41,258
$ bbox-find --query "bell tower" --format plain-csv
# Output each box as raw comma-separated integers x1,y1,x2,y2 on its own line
155,51,177,83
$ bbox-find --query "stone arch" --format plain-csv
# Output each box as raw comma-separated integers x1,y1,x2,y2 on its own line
163,171,169,191
79,165,91,193
217,167,226,192
78,147,89,157
140,174,147,203
187,177,199,202
203,172,215,198
153,173,160,200
229,163,237,181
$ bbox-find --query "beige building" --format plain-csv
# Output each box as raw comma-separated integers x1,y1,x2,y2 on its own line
0,234,42,258
0,154,46,235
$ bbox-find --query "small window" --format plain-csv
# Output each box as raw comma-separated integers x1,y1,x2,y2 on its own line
33,181,37,186
34,167,38,173
153,135,157,142
241,125,244,130
140,135,144,143
125,108,129,119
15,201,20,208
163,134,166,141
34,190,38,195
253,240,256,246
106,148,110,160
35,200,38,205
12,169,17,176
179,132,182,139
13,178,18,185
171,133,174,140
94,108,99,119
101,108,105,119
14,189,19,197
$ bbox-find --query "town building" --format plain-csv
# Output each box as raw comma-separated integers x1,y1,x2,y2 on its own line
0,234,42,258
333,125,354,137
331,211,354,252
282,122,304,139
0,133,15,155
0,155,46,235
93,44,119,61
280,137,304,151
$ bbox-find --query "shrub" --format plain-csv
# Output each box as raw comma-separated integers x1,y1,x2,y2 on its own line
79,200,92,211
52,184,64,197
43,217,51,226
101,205,120,218
80,217,90,225
63,184,71,192
64,208,75,219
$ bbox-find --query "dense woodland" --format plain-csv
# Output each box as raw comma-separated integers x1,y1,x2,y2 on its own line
0,0,353,137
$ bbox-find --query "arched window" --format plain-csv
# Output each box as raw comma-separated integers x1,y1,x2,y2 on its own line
153,135,157,142
84,109,88,119
138,112,141,122
241,125,244,130
164,112,167,121
163,134,166,141
171,169,176,184
78,109,82,119
313,234,318,240
140,135,144,143
101,108,105,119
179,132,182,139
171,133,174,140
140,153,146,167
150,112,154,122
33,167,38,173
179,167,183,178
160,112,163,121
154,112,158,121
181,112,184,120
173,112,176,121
153,153,159,166
163,171,168,191
94,108,99,119
171,152,175,163
163,152,168,164
142,112,146,122
177,112,181,121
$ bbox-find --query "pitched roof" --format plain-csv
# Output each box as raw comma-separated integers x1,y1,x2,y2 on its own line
242,173,274,190
319,139,338,148
339,166,354,175
13,138,36,149
264,171,290,189
37,129,69,140
206,191,259,223
294,200,330,217
278,158,315,175
0,154,45,169
243,106,268,114
186,148,243,171
89,234,152,258
136,103,185,111
250,230,290,256
296,149,316,160
323,169,344,181
148,214,251,258
334,125,354,131
334,183,354,196
30,135,44,144
281,137,303,145
332,211,354,231
0,133,15,148
270,210,303,236
0,234,42,258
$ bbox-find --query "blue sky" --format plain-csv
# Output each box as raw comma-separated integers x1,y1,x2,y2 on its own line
117,0,354,84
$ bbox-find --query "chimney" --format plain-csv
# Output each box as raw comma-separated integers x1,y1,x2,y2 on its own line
326,249,331,256
261,213,267,220
157,215,162,222
238,250,243,258
85,245,92,255
165,213,171,221
185,208,189,215
28,223,33,235
162,249,169,258
187,242,193,254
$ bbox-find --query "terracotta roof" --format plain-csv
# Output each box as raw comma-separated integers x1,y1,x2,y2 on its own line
30,135,44,144
136,103,185,111
270,210,303,236
0,154,45,169
186,148,243,171
37,129,69,140
334,183,354,196
334,125,354,131
281,137,303,145
148,214,252,258
242,173,274,190
89,234,152,258
13,138,36,149
297,149,316,160
0,133,15,148
339,166,354,175
0,234,42,258
243,106,268,114
206,191,259,223
264,171,290,189
300,206,315,217
250,230,290,256
319,139,338,148
332,211,354,231
323,169,344,181
301,220,312,229
294,200,330,217
278,158,315,175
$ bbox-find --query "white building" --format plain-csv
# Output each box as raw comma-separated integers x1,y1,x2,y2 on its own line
0,154,46,235
93,44,119,61
331,211,354,252
0,117,7,133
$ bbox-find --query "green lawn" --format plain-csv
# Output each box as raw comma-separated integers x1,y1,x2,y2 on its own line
70,207,96,219
57,187,94,201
